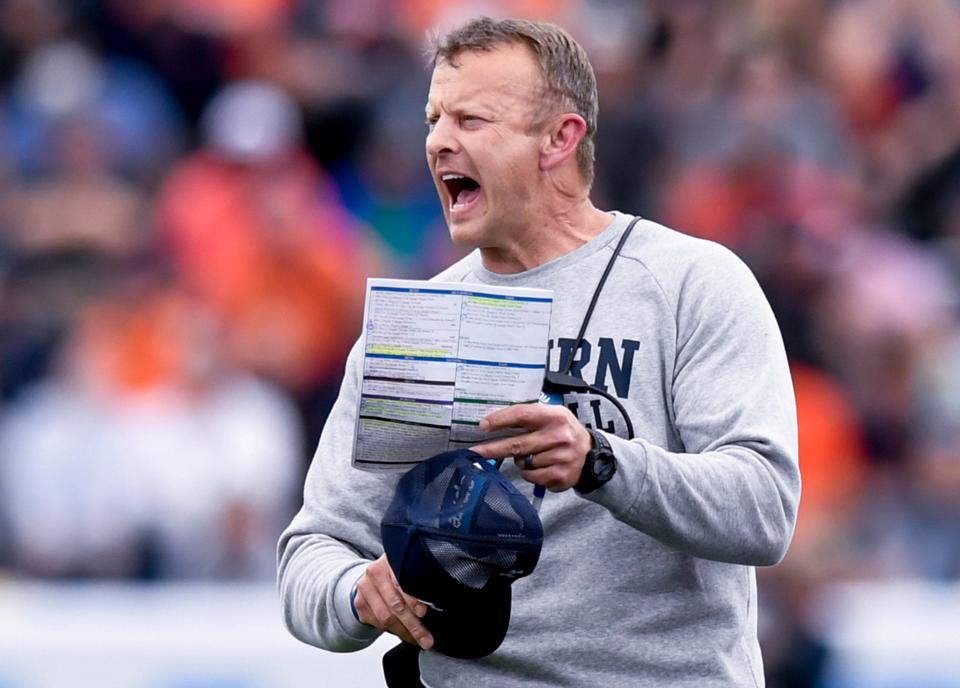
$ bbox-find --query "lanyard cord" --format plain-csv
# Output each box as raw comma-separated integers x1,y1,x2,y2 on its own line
542,215,642,439
560,215,641,375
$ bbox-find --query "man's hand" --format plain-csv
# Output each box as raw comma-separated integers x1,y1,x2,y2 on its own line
471,403,592,492
353,555,434,649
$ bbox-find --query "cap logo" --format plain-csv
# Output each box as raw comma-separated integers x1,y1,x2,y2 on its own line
447,472,479,534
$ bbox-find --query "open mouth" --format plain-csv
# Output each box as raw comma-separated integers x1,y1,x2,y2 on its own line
441,173,482,212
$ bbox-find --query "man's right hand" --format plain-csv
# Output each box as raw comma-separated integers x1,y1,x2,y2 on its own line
353,554,434,650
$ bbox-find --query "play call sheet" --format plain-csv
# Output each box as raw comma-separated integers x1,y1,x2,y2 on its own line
352,278,554,470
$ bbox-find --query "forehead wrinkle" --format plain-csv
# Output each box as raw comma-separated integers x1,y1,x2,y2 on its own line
427,72,542,121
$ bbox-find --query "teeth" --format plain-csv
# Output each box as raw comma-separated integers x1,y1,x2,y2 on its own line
441,173,465,181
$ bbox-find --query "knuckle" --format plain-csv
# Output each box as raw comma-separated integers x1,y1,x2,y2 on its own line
483,410,502,428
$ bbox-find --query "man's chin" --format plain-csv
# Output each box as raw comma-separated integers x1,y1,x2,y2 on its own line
446,218,487,249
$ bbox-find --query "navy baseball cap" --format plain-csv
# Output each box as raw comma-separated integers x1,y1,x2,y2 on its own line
380,449,543,659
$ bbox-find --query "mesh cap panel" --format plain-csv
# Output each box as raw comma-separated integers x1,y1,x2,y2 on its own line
423,536,520,589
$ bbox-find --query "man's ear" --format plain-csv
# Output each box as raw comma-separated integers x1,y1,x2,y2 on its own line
540,113,587,172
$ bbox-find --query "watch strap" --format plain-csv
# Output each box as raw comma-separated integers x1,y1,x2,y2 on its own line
575,429,616,494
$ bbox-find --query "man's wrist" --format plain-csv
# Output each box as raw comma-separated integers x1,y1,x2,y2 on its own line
575,429,617,494
335,564,378,639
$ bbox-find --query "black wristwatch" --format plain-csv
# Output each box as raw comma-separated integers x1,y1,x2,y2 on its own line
575,429,617,494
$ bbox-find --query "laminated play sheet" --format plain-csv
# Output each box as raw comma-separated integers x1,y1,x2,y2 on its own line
352,278,553,470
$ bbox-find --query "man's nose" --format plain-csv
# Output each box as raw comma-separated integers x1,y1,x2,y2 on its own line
426,116,458,158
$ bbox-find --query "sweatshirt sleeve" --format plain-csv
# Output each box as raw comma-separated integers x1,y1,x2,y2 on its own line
277,341,392,652
585,243,801,566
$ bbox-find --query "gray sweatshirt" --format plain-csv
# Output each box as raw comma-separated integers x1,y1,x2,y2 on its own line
277,212,800,687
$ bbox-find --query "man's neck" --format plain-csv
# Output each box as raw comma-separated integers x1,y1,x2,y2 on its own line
479,200,612,274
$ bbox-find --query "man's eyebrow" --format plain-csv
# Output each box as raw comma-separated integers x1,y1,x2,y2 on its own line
424,98,501,123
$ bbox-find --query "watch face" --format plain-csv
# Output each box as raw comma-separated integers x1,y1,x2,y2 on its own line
578,430,616,493
593,454,616,482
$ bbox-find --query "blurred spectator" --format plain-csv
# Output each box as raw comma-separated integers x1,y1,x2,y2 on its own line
7,114,146,256
78,1,227,123
155,80,382,404
813,230,958,463
395,0,574,39
905,321,960,578
0,283,301,579
335,98,457,277
152,79,393,455
0,39,159,403
3,39,185,182
819,0,960,215
0,0,68,87
788,363,868,566
582,1,664,215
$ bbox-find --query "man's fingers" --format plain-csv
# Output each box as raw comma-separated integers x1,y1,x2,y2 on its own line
357,557,434,649
388,625,419,647
516,466,581,492
356,584,396,627
381,607,426,647
513,448,553,471
472,425,568,460
394,602,434,649
373,587,433,649
473,422,579,461
354,569,400,628
479,403,547,432
357,585,434,649
472,434,539,461
387,564,429,618
515,448,580,490
404,591,429,618
473,403,582,459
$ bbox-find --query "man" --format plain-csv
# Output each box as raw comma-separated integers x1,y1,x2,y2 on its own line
278,16,800,687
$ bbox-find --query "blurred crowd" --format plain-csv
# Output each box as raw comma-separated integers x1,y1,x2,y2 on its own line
1,0,959,684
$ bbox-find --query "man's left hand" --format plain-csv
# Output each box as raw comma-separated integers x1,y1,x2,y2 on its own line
471,403,592,492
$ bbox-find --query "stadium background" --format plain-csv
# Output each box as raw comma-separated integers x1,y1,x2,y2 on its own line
1,0,959,686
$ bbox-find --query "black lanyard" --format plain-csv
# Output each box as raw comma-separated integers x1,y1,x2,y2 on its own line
542,215,642,439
